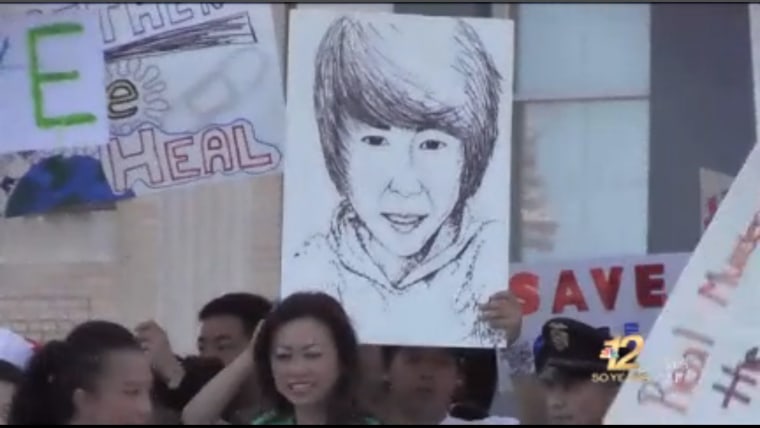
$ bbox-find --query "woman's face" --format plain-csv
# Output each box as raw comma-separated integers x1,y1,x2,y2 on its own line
270,317,341,408
342,118,465,256
0,380,16,425
544,378,616,425
75,349,153,425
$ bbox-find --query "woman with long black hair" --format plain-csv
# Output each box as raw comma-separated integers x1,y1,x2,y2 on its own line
9,320,153,425
182,292,376,425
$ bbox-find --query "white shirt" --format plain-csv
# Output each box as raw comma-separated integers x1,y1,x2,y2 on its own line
440,414,520,425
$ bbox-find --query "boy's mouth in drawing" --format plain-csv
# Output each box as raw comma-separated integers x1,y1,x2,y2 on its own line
381,212,427,233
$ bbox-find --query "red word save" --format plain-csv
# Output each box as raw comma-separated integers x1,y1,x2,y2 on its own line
509,263,668,315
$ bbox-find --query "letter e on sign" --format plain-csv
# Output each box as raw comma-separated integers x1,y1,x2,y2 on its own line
27,22,97,129
1,11,108,153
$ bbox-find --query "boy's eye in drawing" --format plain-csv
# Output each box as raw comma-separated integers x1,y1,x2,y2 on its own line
361,135,388,146
419,139,446,150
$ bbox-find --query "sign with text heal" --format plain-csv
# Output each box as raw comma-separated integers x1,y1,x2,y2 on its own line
0,11,107,154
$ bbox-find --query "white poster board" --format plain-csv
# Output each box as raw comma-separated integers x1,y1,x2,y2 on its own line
513,252,688,348
280,9,514,347
0,10,107,153
605,143,760,424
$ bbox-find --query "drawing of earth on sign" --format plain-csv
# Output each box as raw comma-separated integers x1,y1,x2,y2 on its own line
0,145,135,217
1,151,135,217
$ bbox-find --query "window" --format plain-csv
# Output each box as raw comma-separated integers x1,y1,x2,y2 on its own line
514,4,651,263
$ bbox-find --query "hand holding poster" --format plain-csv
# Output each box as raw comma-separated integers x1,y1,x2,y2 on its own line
0,10,107,154
604,143,760,424
280,9,514,347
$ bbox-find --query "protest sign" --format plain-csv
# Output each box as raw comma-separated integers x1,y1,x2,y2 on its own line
280,9,514,347
0,10,107,154
700,168,733,233
605,142,760,424
512,252,688,348
0,3,285,218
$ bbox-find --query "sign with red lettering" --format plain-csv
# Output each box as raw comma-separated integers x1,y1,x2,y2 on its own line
0,3,285,218
512,252,688,349
0,10,107,154
605,142,760,424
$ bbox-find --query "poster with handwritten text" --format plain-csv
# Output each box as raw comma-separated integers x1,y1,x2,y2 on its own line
604,143,760,424
0,4,285,218
0,11,107,154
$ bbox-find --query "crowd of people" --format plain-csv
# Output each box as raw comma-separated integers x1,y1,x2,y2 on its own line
0,290,635,425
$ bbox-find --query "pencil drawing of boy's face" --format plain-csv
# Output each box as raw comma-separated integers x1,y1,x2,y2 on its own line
343,118,464,256
313,17,503,258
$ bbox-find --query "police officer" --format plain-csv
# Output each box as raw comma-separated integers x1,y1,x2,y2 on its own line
535,318,631,425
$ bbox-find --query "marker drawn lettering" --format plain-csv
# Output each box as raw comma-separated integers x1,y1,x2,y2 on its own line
712,346,760,408
27,22,97,129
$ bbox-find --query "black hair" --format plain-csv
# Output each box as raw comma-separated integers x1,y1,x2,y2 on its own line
253,292,364,425
199,292,272,337
8,320,142,425
380,346,466,370
152,356,224,412
457,349,497,412
0,360,22,386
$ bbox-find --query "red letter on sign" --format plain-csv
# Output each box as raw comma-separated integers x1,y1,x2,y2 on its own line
552,270,589,314
509,272,540,316
591,266,623,311
635,263,667,307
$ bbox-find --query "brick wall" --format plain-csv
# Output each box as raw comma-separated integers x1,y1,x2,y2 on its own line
0,261,117,342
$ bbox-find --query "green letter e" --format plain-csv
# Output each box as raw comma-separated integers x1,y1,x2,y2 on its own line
28,22,97,129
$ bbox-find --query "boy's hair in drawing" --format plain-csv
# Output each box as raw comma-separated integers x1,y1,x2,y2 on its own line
314,16,502,202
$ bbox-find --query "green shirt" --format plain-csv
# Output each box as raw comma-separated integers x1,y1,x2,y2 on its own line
251,412,380,425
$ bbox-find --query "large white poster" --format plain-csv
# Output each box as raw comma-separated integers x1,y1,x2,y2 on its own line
280,9,514,347
605,143,760,424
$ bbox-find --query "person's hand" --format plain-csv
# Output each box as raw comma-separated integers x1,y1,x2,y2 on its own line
246,321,264,355
232,321,263,374
135,320,185,387
479,290,523,345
